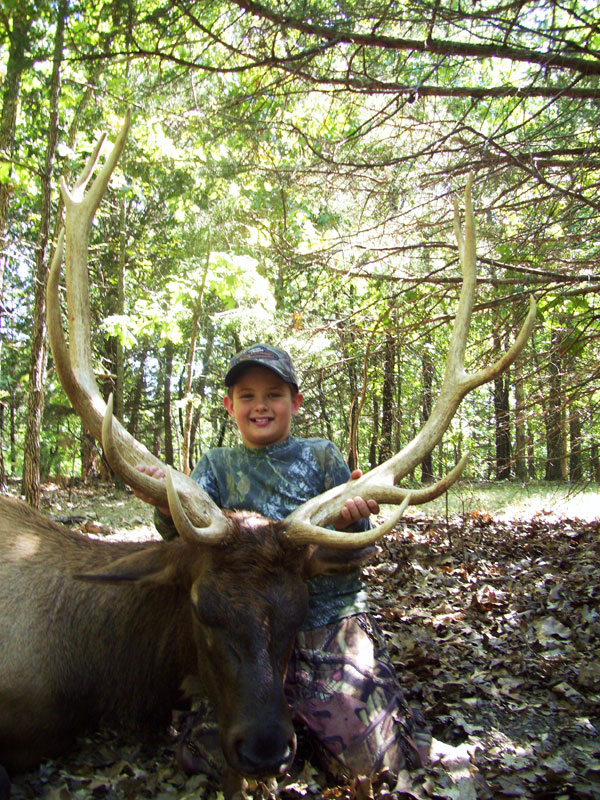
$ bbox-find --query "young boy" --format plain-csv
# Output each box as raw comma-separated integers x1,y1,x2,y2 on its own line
138,343,430,785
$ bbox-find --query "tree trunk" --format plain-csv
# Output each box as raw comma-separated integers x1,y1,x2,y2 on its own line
163,339,175,467
561,402,568,480
369,396,379,470
0,6,36,492
81,429,98,480
342,332,359,470
394,364,402,455
568,403,582,481
181,256,209,473
10,399,17,476
113,195,127,420
22,0,65,506
591,440,600,483
189,324,216,465
514,361,527,480
126,346,148,438
347,396,359,472
379,332,394,464
527,422,536,479
0,403,4,490
494,371,511,479
420,347,434,482
317,369,335,444
181,307,201,474
545,333,564,481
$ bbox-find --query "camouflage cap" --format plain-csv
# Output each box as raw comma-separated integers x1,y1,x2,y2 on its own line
224,343,299,391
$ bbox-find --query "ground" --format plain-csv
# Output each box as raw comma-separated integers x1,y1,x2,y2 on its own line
5,480,600,800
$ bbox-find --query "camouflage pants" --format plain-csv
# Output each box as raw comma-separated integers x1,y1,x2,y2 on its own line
175,613,430,782
285,613,431,780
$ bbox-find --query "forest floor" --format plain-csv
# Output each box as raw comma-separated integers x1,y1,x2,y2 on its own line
6,479,600,800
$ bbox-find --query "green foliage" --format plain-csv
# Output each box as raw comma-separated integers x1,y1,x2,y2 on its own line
2,0,600,488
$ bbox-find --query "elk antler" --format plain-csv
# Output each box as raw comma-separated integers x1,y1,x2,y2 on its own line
284,174,537,547
46,112,230,543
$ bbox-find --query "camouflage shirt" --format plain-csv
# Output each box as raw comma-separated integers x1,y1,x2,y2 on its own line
155,436,369,629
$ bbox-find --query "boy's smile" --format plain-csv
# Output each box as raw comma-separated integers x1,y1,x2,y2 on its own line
223,366,303,449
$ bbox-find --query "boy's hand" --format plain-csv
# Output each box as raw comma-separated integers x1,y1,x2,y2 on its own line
132,464,170,517
333,469,379,530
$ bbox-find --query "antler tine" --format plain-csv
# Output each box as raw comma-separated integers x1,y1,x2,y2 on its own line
47,113,229,539
284,454,468,548
70,132,106,195
60,111,131,399
165,467,231,544
285,175,536,546
288,495,412,548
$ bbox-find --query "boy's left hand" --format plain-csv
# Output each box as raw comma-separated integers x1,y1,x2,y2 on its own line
333,469,379,530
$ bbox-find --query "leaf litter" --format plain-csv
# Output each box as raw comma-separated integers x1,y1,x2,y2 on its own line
7,485,600,799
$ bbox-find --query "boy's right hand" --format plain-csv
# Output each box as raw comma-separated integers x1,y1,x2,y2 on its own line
133,464,171,517
333,468,379,530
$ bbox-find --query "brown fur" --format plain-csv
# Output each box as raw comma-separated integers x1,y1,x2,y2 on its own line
0,496,309,778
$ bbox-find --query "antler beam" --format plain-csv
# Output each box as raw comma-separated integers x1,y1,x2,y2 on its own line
46,113,229,541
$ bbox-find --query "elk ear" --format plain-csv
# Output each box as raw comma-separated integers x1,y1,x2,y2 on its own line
73,546,178,586
302,544,379,578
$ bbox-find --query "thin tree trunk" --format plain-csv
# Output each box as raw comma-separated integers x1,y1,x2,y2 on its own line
420,347,433,483
527,422,536,479
560,402,568,480
0,6,35,491
0,403,4,489
347,396,359,472
514,361,527,480
113,195,127,420
493,322,511,479
545,332,564,481
317,369,335,444
22,0,66,506
378,332,394,463
494,371,511,479
81,429,97,480
182,252,209,474
9,399,16,475
126,346,148,438
591,441,600,483
568,403,582,481
163,339,175,467
189,324,216,465
181,307,202,474
369,396,379,470
394,366,402,455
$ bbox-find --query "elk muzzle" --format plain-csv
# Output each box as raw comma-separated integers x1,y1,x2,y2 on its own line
225,717,297,777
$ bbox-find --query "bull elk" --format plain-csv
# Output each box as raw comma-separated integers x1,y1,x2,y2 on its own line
0,112,536,797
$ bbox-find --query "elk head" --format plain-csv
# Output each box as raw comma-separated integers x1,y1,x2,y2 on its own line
46,112,536,778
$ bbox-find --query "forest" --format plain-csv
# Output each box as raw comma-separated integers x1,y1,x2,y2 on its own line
1,2,600,799
2,0,599,505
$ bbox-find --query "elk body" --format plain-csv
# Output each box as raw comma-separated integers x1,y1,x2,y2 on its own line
0,499,306,778
0,113,536,793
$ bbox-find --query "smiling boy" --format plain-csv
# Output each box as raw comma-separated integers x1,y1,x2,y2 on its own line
139,343,430,785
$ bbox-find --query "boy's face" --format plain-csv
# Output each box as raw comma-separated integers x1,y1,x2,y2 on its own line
223,366,302,449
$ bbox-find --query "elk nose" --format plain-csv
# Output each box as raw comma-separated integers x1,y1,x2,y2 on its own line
234,729,296,776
